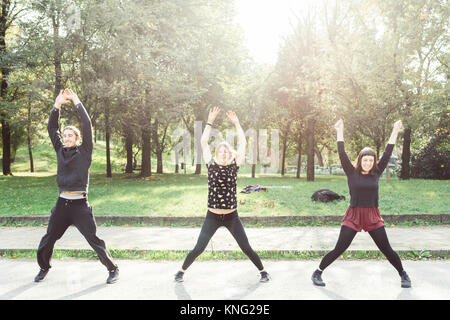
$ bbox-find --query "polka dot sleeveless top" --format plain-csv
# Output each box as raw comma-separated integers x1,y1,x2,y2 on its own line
206,158,239,209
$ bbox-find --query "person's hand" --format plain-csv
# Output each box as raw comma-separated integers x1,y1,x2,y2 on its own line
393,120,403,132
54,90,70,109
207,107,221,124
334,119,344,131
63,88,81,105
226,110,239,126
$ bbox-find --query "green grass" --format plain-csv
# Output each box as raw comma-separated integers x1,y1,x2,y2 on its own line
1,249,448,261
1,172,448,216
1,141,449,217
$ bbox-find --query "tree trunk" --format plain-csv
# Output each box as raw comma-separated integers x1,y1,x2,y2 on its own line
52,7,63,99
281,121,292,176
281,135,288,176
400,127,411,180
141,88,152,177
306,116,315,181
141,126,151,177
125,129,133,174
194,121,202,174
0,1,11,175
105,104,112,178
1,119,11,175
315,146,324,167
156,151,163,174
296,132,303,179
27,105,34,172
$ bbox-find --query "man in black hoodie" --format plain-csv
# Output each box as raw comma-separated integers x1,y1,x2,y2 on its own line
34,89,119,284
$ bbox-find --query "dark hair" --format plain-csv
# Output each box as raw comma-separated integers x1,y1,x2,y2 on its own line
354,147,379,175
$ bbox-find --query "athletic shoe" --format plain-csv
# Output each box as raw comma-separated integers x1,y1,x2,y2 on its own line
400,271,411,288
260,271,270,283
311,269,325,287
34,268,49,282
107,268,119,284
174,271,184,282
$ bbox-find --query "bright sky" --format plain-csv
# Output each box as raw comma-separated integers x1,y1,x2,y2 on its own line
234,0,306,64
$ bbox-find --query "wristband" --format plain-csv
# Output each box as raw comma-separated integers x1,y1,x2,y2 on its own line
206,123,212,127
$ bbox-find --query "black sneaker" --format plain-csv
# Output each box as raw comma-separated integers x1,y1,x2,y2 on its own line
260,271,270,283
400,271,411,288
34,268,49,282
311,269,325,287
107,268,119,284
174,271,184,282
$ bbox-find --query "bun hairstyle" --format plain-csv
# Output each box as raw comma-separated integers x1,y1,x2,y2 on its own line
354,147,379,175
63,126,81,145
214,141,238,165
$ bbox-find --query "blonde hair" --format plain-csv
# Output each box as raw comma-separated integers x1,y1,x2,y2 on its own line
214,141,238,165
63,126,81,145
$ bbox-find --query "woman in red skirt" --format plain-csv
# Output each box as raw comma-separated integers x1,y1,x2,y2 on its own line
311,119,411,288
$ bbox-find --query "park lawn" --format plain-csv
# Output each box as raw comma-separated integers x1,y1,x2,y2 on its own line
1,140,449,216
0,172,448,216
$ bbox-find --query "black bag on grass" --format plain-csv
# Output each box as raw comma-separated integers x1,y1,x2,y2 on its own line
311,189,345,202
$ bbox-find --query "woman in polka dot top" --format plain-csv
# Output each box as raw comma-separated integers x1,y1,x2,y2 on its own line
175,107,270,283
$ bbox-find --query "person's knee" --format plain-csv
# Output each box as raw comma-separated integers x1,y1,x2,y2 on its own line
239,243,254,256
192,243,207,255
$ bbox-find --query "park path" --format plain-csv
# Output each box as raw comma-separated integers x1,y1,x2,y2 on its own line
0,225,449,251
0,259,449,300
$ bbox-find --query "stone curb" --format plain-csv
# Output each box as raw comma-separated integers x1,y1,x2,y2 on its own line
1,248,448,258
0,214,449,226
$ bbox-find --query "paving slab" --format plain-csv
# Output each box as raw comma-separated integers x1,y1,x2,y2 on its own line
0,259,448,300
0,225,449,251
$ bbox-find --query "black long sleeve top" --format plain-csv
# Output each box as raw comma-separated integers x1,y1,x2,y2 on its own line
337,141,394,208
47,103,93,193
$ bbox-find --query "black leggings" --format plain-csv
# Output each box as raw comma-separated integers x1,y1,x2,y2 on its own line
182,210,264,271
319,225,404,274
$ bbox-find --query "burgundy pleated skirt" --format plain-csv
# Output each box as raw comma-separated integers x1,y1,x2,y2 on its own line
341,207,385,232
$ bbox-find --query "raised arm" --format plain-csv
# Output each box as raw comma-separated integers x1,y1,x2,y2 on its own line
335,119,354,175
201,107,221,165
378,120,402,173
47,90,70,151
226,111,246,166
64,89,93,154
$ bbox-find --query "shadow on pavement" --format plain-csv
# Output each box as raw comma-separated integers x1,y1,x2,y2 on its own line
174,282,192,300
228,281,261,300
57,283,107,300
0,282,36,300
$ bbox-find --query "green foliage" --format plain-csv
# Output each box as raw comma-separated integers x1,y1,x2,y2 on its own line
411,130,450,179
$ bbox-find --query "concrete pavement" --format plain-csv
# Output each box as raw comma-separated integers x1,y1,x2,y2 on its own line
0,259,448,300
0,225,449,251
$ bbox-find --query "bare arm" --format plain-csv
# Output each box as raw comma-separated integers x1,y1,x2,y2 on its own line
227,111,246,166
201,107,221,165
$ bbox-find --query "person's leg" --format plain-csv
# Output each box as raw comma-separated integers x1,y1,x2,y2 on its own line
37,199,71,271
318,225,358,271
181,212,221,271
224,213,264,271
368,226,404,274
71,200,117,271
312,225,357,286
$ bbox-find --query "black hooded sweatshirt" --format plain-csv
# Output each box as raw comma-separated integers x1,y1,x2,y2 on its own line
47,103,93,193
